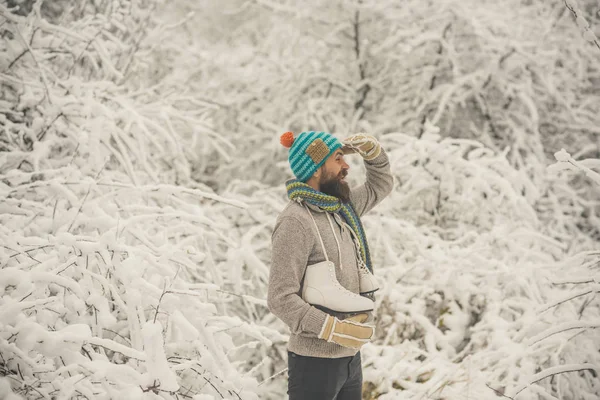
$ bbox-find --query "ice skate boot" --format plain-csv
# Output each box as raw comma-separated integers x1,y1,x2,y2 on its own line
358,260,379,295
302,260,375,314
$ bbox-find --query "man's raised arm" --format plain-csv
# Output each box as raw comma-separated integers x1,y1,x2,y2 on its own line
347,138,394,217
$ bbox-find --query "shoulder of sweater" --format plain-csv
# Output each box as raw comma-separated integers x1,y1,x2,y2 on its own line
276,201,311,228
272,201,315,243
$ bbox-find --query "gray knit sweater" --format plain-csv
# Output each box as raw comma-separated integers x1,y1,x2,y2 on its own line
267,149,394,358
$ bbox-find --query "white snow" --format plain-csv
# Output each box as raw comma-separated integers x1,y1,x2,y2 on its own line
1,0,599,399
142,321,179,392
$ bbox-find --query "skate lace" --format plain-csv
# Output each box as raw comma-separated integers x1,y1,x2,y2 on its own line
334,214,370,274
304,205,371,295
304,203,343,270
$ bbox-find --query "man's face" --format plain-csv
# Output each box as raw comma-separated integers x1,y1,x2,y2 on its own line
319,149,350,203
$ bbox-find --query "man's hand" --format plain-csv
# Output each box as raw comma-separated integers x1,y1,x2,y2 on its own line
342,133,382,160
318,313,374,349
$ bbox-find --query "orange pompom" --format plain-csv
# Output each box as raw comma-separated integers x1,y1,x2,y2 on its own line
280,131,295,148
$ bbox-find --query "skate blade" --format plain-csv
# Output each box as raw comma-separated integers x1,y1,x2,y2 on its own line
313,304,374,315
359,288,380,295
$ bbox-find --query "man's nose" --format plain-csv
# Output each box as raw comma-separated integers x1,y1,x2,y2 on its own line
342,159,349,170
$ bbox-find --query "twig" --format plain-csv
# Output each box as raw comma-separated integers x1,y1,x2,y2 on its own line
486,384,513,399
141,379,161,394
418,22,453,138
528,322,599,346
8,247,41,263
258,367,288,387
102,328,131,345
578,295,594,318
13,24,52,104
52,198,58,225
202,377,224,399
56,261,76,275
19,292,33,301
537,283,600,314
66,159,107,232
67,30,103,77
564,0,600,51
6,48,28,70
67,184,92,232
154,281,168,323
176,387,196,399
118,3,157,83
513,364,598,396
37,113,64,142
68,143,80,166
81,345,92,361
353,9,371,113
60,356,71,378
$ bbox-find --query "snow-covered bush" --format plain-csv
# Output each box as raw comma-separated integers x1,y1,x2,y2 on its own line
173,0,600,195
0,2,274,399
354,134,600,399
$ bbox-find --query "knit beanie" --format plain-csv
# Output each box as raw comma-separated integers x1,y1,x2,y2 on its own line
280,131,342,182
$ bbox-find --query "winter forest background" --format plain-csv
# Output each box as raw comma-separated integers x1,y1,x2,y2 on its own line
1,0,600,399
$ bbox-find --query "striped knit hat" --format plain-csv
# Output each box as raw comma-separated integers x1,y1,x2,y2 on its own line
280,131,342,182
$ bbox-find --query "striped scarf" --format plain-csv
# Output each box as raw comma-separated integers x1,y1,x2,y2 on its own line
286,179,373,273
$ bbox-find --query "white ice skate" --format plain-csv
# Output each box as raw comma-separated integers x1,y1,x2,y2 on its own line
358,261,380,295
301,205,375,314
346,222,380,295
302,260,375,314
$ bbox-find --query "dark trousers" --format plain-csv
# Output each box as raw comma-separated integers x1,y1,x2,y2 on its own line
287,351,363,400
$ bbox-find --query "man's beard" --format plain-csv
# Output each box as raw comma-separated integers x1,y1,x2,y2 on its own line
320,169,350,204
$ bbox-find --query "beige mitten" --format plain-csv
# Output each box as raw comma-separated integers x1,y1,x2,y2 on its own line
342,133,381,161
318,313,374,349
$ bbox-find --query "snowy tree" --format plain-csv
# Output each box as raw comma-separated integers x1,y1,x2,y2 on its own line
1,1,273,398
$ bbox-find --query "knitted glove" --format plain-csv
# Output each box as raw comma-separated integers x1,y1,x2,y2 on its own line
317,313,374,349
342,133,381,161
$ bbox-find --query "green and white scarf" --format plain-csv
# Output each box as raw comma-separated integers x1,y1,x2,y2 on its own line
286,179,373,273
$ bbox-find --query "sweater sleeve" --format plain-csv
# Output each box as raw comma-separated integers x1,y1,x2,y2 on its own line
267,216,329,337
349,148,394,217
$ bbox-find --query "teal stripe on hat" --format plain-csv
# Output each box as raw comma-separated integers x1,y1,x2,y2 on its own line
286,131,341,182
294,133,327,172
291,152,314,173
295,138,342,179
295,131,329,156
324,134,338,144
289,131,318,161
289,132,316,164
297,169,311,182
324,136,339,149
293,131,317,151
296,157,316,178
290,134,325,173
296,144,335,174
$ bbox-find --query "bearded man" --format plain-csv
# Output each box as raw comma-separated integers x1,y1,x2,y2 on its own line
267,131,394,400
